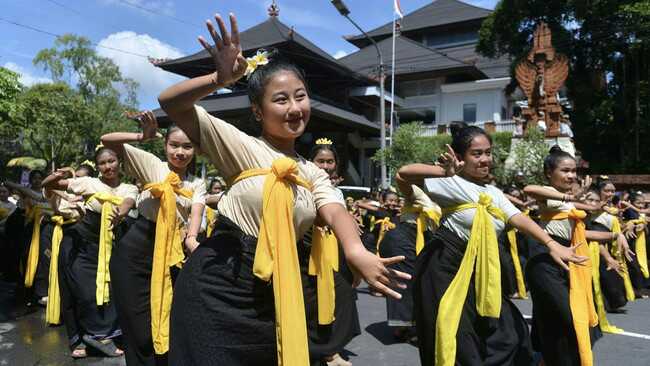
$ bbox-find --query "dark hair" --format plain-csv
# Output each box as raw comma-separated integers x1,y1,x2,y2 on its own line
449,123,492,157
94,147,118,164
381,190,398,201
165,125,184,141
208,179,223,191
504,186,521,196
543,145,575,177
76,164,96,178
595,175,614,191
629,190,644,203
309,143,339,166
247,50,309,107
29,169,44,184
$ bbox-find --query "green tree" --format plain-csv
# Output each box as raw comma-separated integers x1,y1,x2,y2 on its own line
501,128,548,185
478,0,650,173
0,67,24,172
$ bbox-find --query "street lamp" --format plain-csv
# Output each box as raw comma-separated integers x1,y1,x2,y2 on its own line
330,0,387,189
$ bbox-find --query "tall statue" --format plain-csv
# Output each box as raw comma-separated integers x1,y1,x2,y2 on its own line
515,23,569,137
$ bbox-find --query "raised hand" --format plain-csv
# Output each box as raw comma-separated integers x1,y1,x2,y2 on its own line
436,144,464,177
138,110,161,141
347,250,410,299
572,175,592,200
198,13,248,87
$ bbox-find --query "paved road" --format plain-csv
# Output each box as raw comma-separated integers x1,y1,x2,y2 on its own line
1,283,649,365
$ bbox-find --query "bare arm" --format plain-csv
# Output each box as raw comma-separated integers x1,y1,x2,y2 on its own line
5,181,43,201
158,13,247,147
100,111,160,158
318,202,410,299
205,194,222,209
396,164,447,188
523,185,568,202
184,202,205,253
42,170,70,192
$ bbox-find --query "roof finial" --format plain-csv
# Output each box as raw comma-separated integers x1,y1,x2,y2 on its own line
268,0,280,17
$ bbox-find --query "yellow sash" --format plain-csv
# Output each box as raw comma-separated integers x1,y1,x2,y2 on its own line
24,206,44,288
588,241,623,334
629,216,649,278
435,193,506,366
541,210,598,366
308,226,339,325
374,217,396,253
206,207,216,238
608,216,636,301
0,207,9,220
87,193,124,305
45,215,76,325
144,172,193,355
506,228,528,299
229,157,312,366
402,205,441,255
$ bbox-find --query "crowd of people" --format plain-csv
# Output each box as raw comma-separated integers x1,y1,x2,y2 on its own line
0,12,649,366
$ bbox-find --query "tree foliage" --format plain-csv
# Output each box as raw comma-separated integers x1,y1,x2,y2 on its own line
478,0,650,173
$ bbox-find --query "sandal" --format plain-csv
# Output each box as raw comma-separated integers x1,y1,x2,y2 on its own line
71,344,87,359
82,334,124,357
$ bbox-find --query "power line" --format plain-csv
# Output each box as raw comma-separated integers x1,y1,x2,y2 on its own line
113,0,203,29
0,17,150,59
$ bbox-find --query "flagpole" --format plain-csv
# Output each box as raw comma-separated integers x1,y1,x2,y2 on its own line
389,11,396,148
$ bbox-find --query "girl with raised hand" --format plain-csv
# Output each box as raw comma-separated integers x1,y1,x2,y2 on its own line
42,148,138,359
101,110,206,366
158,12,409,366
523,147,634,366
397,126,584,366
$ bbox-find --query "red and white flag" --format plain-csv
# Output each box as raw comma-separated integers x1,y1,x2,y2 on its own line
394,0,404,19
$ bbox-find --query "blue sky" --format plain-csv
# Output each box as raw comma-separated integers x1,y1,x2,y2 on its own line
1,0,497,109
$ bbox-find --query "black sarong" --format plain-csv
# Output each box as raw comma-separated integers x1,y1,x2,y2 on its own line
587,222,627,310
58,211,121,350
414,226,533,366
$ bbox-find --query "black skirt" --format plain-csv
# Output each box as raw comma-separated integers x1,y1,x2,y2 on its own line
526,235,602,366
58,211,121,349
587,222,627,310
414,226,533,366
378,222,425,326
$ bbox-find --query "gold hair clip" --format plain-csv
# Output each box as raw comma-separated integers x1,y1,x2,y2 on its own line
95,144,104,152
80,160,96,169
245,50,270,79
599,175,609,179
315,138,333,146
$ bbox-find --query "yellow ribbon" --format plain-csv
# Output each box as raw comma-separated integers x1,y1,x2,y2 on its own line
435,193,506,366
629,217,649,279
541,209,598,366
374,217,396,253
588,241,624,334
206,207,216,238
45,215,76,325
308,226,339,325
229,157,312,366
402,205,441,255
506,228,528,299
144,172,193,355
609,216,636,301
0,207,9,220
88,193,124,306
24,206,44,288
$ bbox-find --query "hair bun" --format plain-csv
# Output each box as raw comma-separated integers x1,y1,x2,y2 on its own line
449,122,469,139
548,145,564,155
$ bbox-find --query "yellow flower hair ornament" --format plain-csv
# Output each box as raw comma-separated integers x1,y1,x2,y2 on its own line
245,50,270,79
80,160,96,169
315,138,333,146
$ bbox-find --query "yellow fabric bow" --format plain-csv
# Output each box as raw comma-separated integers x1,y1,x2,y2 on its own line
24,206,44,288
206,207,216,238
88,193,124,306
435,193,506,366
588,241,623,334
402,205,441,255
374,217,396,253
628,217,649,278
229,157,312,366
541,209,598,366
144,172,193,355
46,215,76,325
308,226,339,325
506,228,528,299
609,216,636,301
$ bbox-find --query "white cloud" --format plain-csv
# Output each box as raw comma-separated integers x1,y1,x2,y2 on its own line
332,50,348,59
102,0,175,16
96,31,185,105
2,62,52,86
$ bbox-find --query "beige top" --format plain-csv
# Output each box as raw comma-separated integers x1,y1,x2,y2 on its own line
43,189,84,220
194,105,344,238
401,185,440,224
67,177,139,214
122,144,206,223
538,186,575,241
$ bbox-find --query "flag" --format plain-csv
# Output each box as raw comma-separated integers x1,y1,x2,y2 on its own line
394,0,404,19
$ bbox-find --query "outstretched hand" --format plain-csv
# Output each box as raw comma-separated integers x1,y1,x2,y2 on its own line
436,144,464,177
548,241,588,271
198,13,248,87
347,249,411,299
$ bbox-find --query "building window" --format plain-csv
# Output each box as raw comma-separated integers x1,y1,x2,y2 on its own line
398,79,438,97
463,103,477,122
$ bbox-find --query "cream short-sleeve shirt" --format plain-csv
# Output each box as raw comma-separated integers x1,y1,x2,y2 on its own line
44,190,84,220
401,185,440,224
537,186,575,241
424,176,520,241
67,177,139,214
123,144,206,223
193,105,344,238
